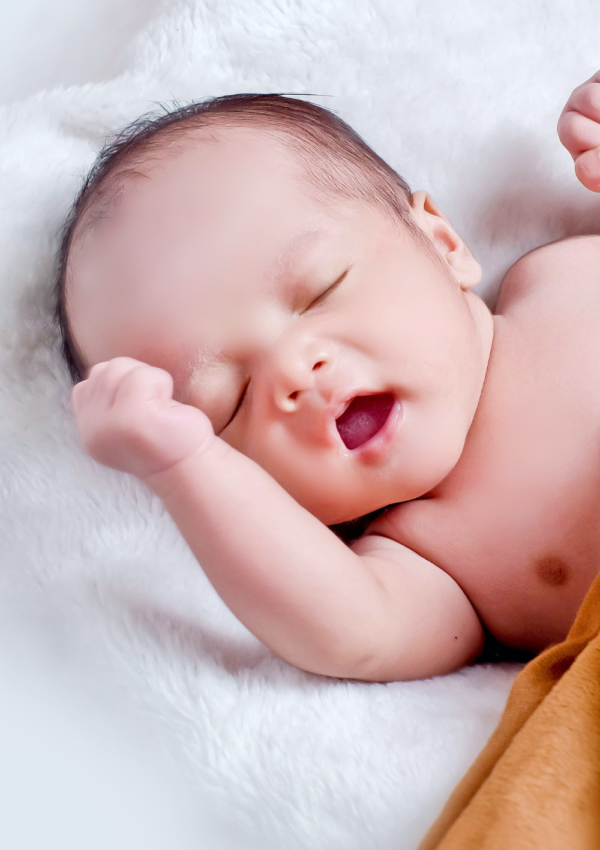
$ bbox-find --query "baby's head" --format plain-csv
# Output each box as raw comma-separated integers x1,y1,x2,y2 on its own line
56,94,491,525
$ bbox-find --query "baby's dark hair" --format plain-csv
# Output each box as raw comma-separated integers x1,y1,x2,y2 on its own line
53,92,418,385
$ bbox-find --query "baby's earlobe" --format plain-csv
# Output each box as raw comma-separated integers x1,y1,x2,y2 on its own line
446,246,482,290
459,266,483,290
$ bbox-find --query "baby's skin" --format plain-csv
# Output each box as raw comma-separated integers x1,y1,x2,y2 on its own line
68,72,600,682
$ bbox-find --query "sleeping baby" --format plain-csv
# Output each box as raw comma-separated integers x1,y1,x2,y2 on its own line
56,72,600,682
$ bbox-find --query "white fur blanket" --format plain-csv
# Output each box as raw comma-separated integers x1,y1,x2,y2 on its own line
2,1,600,847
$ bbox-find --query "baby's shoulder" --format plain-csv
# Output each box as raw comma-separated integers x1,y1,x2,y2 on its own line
496,234,600,317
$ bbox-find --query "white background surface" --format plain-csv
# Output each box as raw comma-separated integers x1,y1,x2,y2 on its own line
0,0,164,104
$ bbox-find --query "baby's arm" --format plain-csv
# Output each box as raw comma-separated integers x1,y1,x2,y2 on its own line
73,358,484,682
558,71,600,191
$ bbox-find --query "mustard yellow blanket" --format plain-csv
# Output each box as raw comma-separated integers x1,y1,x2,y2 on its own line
419,570,600,850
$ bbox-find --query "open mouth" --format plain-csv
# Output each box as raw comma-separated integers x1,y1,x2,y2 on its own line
335,393,396,450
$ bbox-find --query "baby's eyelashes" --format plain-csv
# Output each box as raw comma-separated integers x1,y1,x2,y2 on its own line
221,379,250,432
301,267,351,313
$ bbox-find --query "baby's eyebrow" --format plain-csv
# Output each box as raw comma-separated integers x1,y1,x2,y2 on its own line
271,229,323,286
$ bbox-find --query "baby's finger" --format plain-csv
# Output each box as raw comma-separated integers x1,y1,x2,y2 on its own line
85,358,152,409
565,81,600,124
71,361,111,415
112,364,174,410
574,146,600,192
557,109,600,159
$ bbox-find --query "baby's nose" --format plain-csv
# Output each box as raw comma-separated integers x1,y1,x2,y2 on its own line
270,339,331,413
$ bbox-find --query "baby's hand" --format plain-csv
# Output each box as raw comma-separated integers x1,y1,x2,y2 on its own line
558,71,600,191
72,357,215,482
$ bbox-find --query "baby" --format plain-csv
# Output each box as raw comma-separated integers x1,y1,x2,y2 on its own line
56,74,600,682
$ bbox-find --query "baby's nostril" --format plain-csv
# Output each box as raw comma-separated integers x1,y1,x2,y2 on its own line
312,360,325,371
288,391,299,401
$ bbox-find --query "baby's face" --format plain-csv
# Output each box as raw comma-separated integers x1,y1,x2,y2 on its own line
68,127,490,524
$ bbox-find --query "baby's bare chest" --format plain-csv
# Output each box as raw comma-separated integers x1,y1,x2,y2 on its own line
372,238,600,650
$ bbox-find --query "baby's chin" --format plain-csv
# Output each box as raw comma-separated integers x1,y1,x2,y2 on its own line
308,494,398,529
298,464,443,526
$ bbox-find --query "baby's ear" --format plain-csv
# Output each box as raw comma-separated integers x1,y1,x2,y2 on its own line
408,191,482,289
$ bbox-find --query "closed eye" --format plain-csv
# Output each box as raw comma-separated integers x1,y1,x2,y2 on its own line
303,266,351,312
221,379,250,432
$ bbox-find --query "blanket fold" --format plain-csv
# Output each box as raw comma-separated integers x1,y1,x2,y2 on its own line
419,569,600,850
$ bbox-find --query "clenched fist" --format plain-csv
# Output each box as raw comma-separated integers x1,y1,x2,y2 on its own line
558,71,600,192
72,357,215,482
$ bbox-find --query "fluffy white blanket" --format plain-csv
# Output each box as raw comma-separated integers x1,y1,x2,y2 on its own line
2,1,600,847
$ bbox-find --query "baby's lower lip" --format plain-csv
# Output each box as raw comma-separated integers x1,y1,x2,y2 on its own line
335,393,396,450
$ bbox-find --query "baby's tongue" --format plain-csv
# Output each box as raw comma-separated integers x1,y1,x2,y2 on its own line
335,393,395,450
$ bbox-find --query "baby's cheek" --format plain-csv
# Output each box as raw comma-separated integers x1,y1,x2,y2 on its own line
234,427,315,494
218,424,250,457
233,427,294,481
244,445,354,523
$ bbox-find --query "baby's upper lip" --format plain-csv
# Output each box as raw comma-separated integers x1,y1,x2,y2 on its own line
330,391,365,422
330,389,381,421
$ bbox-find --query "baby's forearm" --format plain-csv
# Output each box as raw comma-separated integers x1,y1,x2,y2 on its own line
144,438,383,678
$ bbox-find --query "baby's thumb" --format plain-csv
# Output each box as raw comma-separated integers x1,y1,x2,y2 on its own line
574,146,600,192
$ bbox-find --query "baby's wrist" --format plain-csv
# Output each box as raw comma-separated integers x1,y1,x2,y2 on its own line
141,434,228,501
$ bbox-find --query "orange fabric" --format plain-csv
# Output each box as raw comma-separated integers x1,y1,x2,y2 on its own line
418,569,600,850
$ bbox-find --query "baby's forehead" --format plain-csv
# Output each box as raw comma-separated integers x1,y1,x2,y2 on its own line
71,121,370,285
73,128,317,268
106,124,305,200
76,118,370,270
